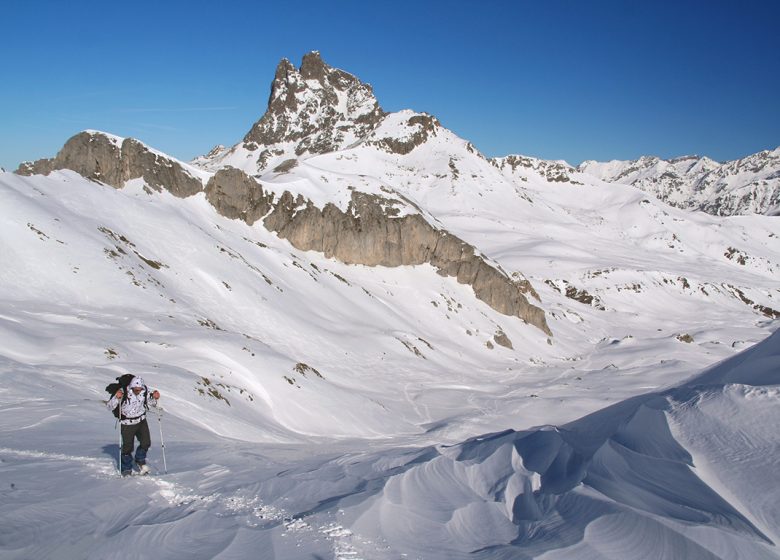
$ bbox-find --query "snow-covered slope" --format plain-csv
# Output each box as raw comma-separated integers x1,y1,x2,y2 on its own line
578,149,780,216
1,179,777,556
2,51,779,559
342,328,780,559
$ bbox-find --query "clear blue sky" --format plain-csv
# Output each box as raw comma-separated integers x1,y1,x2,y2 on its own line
2,0,778,171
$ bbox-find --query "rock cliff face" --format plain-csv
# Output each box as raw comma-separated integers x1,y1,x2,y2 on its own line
205,167,551,335
241,51,386,167
16,131,202,197
204,167,274,223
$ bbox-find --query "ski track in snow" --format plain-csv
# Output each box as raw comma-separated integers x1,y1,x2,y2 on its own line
0,445,377,560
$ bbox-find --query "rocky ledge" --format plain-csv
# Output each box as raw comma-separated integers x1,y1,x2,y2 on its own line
16,131,202,198
205,167,551,335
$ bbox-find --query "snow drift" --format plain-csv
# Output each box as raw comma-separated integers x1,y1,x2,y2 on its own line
345,328,780,559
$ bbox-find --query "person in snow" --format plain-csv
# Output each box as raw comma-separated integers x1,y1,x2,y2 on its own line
106,376,161,476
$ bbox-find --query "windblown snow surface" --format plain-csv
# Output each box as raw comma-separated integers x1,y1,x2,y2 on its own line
1,158,779,560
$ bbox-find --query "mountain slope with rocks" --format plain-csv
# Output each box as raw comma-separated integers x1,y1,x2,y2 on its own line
578,149,780,216
5,51,779,559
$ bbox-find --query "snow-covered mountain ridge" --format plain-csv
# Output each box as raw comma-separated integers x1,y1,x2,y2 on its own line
17,125,551,334
3,51,780,559
578,148,780,216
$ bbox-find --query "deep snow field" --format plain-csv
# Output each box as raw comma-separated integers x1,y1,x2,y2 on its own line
1,160,778,559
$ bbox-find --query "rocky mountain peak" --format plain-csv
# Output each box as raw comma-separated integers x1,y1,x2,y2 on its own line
274,57,297,81
242,52,386,166
267,58,300,114
299,50,328,82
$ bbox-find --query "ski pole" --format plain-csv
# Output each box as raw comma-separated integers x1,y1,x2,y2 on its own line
117,399,123,475
156,406,168,474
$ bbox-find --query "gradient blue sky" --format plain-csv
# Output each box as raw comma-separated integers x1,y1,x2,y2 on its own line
2,0,778,171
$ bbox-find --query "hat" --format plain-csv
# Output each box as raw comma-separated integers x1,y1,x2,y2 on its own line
128,376,145,390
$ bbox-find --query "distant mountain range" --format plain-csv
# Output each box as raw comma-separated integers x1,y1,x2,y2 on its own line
578,150,780,216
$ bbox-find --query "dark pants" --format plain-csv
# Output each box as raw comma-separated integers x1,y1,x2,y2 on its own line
121,419,151,472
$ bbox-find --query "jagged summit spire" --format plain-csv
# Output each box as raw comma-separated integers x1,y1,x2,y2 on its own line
242,52,386,166
267,57,301,115
299,51,327,82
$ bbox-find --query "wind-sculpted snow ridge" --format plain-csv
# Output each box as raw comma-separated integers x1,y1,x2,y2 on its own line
2,324,778,559
342,328,780,559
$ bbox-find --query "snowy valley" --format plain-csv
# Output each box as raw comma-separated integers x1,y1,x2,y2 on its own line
1,52,779,559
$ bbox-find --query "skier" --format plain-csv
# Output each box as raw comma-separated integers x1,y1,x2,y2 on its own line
106,376,161,476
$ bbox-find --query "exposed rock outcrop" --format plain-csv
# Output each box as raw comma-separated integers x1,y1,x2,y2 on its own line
205,167,551,335
368,114,441,156
17,132,122,184
492,155,581,184
493,331,514,349
205,167,274,224
242,51,386,161
16,131,202,197
16,159,53,177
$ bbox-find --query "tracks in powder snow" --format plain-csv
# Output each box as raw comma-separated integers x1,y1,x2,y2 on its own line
0,446,374,560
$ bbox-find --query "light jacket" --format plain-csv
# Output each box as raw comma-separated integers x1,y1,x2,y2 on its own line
107,379,158,425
